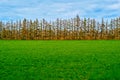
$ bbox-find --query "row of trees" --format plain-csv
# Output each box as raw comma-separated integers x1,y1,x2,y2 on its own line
0,16,120,40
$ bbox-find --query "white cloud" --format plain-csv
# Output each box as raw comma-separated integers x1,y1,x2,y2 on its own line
0,0,119,21
108,3,120,10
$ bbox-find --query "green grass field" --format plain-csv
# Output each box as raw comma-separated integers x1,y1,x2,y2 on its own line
0,40,120,80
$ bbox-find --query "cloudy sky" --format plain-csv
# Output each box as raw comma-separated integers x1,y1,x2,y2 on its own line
0,0,120,21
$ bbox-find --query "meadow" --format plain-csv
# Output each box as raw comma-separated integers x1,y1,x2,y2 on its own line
0,40,120,80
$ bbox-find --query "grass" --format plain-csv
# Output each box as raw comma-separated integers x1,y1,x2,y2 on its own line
0,40,120,80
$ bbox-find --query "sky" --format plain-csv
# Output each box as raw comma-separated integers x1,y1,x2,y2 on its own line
0,0,120,21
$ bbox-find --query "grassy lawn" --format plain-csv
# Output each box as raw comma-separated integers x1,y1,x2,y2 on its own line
0,40,120,80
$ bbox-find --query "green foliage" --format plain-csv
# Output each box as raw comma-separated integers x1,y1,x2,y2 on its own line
0,40,120,80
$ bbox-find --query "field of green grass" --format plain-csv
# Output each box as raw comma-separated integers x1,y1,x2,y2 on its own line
0,40,120,80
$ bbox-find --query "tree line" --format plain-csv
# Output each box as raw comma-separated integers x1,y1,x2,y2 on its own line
0,15,120,40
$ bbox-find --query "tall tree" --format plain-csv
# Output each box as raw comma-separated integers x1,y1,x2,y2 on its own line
0,22,3,39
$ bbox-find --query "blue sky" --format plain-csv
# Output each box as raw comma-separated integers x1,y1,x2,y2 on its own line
0,0,120,21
